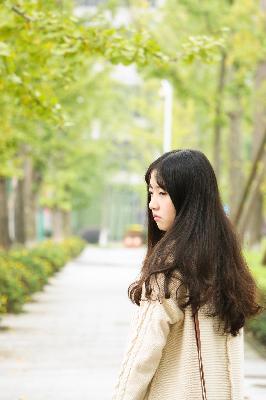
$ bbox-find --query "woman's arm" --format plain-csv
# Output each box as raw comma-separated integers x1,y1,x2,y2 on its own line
111,274,184,400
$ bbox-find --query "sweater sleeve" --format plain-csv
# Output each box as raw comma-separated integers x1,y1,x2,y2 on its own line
111,273,184,400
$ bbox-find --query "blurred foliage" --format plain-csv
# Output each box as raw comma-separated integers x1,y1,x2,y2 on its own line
0,0,228,214
0,1,265,255
131,0,266,206
244,241,266,347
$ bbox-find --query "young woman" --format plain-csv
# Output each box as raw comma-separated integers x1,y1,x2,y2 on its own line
111,149,263,400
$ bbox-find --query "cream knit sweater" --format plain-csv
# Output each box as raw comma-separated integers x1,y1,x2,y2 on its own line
111,271,244,400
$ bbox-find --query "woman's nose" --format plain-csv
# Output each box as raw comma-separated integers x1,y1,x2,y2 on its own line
149,197,159,210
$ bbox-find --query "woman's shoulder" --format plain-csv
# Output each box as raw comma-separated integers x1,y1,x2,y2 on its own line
141,269,186,303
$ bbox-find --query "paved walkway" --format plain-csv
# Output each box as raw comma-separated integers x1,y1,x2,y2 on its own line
0,245,265,400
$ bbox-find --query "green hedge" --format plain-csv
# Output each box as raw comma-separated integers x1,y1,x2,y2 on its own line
0,236,86,314
243,242,266,348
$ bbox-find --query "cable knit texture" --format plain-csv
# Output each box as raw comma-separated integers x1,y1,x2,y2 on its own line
111,271,244,400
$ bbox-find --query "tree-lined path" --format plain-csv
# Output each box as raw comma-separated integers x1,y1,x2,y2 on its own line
0,246,265,400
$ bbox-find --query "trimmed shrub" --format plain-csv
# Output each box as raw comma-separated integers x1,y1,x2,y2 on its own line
0,236,86,315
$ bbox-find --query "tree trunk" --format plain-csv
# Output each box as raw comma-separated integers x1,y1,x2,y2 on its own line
24,157,37,244
62,210,71,238
51,208,63,241
262,247,266,266
232,129,266,231
14,177,26,244
213,51,227,183
14,157,39,245
0,177,11,249
245,0,266,245
237,152,266,243
246,59,266,245
228,105,244,217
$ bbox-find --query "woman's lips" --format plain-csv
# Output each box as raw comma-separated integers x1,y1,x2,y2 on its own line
153,216,161,220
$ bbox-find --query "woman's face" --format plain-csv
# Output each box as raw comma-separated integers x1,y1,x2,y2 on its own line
148,170,176,231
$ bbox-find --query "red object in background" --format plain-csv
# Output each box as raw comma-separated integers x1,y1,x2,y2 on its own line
124,235,143,248
123,224,145,248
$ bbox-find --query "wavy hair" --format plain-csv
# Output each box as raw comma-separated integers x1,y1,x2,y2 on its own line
128,149,263,336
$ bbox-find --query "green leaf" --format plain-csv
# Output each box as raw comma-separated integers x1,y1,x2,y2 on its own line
0,41,10,57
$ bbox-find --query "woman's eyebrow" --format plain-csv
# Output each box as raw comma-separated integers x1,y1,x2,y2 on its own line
148,184,160,189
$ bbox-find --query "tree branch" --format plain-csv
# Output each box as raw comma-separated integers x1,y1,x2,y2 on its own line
11,6,33,22
232,127,266,226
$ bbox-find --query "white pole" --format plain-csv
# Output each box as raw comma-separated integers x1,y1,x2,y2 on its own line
161,79,173,153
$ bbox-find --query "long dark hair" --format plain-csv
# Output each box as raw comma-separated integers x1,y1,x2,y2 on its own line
128,149,263,336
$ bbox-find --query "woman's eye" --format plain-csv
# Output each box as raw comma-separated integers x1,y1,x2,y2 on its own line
148,191,166,196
